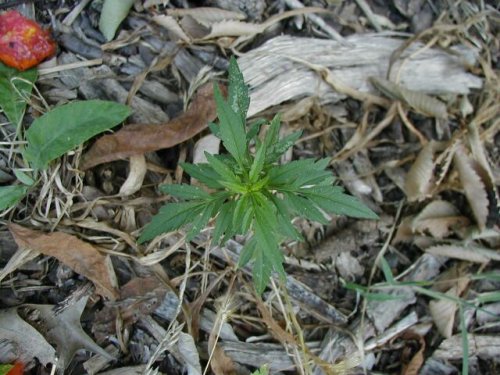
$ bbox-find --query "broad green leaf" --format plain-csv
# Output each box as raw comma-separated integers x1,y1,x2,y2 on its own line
138,202,204,243
24,100,131,170
180,162,224,189
13,169,34,186
160,184,211,200
99,0,135,41
0,63,37,126
213,83,248,167
228,56,250,122
0,185,28,211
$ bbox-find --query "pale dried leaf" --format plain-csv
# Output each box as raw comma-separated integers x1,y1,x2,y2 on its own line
412,200,470,239
167,7,246,26
0,308,56,367
454,148,489,229
405,142,435,201
428,288,459,338
401,333,425,375
434,334,500,361
178,332,202,375
152,15,191,43
0,247,39,282
210,346,237,375
119,154,147,196
24,296,114,369
192,134,220,164
425,245,495,263
81,83,221,170
8,224,119,300
370,77,448,118
392,217,415,244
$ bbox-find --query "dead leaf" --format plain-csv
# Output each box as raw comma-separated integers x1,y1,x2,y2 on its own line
22,296,114,370
429,277,469,338
0,308,56,367
401,332,426,375
80,83,222,170
454,147,489,229
405,141,435,201
370,76,448,118
412,200,470,239
8,223,119,300
425,244,498,263
210,346,237,375
167,7,246,26
119,154,147,196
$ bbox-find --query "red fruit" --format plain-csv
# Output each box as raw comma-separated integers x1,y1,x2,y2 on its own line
6,362,24,375
0,10,56,71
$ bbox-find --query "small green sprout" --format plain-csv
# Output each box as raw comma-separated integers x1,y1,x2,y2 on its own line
139,57,378,294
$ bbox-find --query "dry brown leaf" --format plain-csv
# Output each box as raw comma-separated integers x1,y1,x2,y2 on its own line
80,83,221,170
454,148,489,229
210,346,237,375
167,7,246,26
429,277,469,338
405,141,435,201
401,332,426,375
153,15,192,42
370,76,448,118
8,223,119,300
425,244,495,263
119,154,147,196
412,200,470,239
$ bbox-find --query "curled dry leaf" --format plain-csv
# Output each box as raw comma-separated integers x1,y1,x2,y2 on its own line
8,223,119,300
405,141,435,202
401,332,426,375
412,200,470,239
425,244,498,263
370,77,448,118
0,308,56,367
80,83,221,170
22,296,114,370
429,276,469,339
454,147,489,229
118,154,147,196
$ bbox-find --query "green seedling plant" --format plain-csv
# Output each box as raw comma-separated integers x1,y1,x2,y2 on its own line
0,62,131,212
139,57,378,293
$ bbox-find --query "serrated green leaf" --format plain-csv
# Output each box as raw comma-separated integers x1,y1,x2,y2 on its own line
266,127,302,163
138,201,204,243
0,185,28,211
208,122,221,138
268,159,320,188
99,0,135,41
0,63,37,126
228,56,250,122
238,237,257,268
205,153,240,184
160,184,212,200
253,248,273,295
214,83,248,167
0,364,14,375
246,118,267,141
180,162,224,189
24,100,131,170
212,201,235,245
249,140,267,182
300,186,378,219
284,192,329,224
186,200,218,241
268,194,303,241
